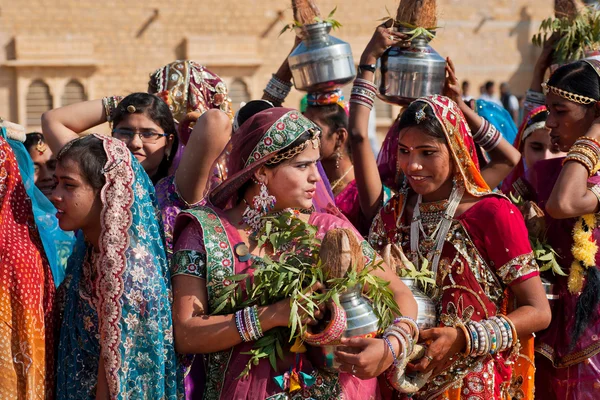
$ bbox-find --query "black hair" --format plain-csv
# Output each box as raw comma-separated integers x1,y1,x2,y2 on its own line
397,100,445,140
111,92,178,183
572,268,600,350
56,135,107,191
306,103,350,156
484,81,494,91
24,132,45,153
236,100,275,129
461,81,469,89
548,61,600,107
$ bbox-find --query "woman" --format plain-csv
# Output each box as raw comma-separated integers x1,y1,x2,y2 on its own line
368,96,551,399
42,92,178,185
0,128,56,399
171,107,418,399
360,25,520,226
52,135,180,399
520,59,600,399
303,101,392,233
500,106,565,196
24,132,56,197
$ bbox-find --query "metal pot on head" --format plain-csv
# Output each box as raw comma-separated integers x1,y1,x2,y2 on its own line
376,27,446,105
288,22,356,92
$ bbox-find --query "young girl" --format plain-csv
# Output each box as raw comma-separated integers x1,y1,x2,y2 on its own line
52,135,180,399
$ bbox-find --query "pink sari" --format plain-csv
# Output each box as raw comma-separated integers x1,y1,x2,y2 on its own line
172,206,381,400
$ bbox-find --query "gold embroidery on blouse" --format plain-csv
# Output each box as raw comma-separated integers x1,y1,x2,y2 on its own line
496,252,538,286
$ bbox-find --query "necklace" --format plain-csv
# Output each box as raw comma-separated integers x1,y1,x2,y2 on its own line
330,165,354,195
410,182,464,279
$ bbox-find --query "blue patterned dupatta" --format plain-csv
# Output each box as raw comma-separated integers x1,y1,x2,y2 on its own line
56,135,181,399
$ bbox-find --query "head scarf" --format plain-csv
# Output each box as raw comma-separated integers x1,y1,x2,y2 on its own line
475,99,518,146
149,60,234,144
500,106,548,194
57,135,180,399
209,108,321,208
377,95,491,196
3,128,74,286
0,133,55,398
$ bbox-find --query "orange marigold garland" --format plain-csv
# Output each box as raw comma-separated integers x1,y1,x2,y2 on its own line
569,213,598,293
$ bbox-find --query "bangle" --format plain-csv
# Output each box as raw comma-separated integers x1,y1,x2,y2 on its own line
102,96,123,122
383,336,399,366
235,309,251,342
456,322,471,357
393,316,419,342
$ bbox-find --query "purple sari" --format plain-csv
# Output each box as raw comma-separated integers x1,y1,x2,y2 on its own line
172,206,381,400
521,157,600,399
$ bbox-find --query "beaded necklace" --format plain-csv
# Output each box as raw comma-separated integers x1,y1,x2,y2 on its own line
409,182,464,279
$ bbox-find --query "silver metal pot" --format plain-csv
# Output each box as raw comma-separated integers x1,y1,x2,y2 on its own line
308,285,379,371
376,28,446,105
288,22,356,92
541,277,560,301
400,277,437,329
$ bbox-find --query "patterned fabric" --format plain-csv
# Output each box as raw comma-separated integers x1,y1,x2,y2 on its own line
0,134,55,399
56,135,181,399
173,206,381,400
5,130,75,286
171,249,207,279
244,110,317,167
155,175,204,260
150,60,233,134
369,96,538,400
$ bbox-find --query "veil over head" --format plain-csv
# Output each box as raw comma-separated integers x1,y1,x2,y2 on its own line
209,107,326,209
378,95,491,196
57,135,180,399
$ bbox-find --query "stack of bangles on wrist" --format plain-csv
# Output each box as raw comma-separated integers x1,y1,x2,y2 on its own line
102,96,123,122
349,78,377,110
564,136,600,177
382,316,419,367
263,74,293,104
235,305,264,342
472,118,502,152
460,314,517,357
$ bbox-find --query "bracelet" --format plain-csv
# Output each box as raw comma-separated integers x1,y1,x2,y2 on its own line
563,152,595,176
235,309,251,342
383,329,408,367
393,316,420,343
383,336,399,366
102,96,123,122
456,322,471,357
473,119,502,152
525,89,546,105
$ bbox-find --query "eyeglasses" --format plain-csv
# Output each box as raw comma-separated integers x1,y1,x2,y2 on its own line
112,128,169,144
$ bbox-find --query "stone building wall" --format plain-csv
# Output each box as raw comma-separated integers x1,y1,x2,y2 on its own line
0,0,553,133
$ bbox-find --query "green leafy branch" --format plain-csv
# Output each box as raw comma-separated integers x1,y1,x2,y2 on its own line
394,246,436,292
532,6,600,63
280,7,342,35
509,193,566,276
212,211,400,378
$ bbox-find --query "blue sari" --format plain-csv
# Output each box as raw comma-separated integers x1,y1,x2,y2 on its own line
56,135,181,399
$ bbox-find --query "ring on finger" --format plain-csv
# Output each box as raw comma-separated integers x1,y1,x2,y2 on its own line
424,355,434,363
351,365,357,375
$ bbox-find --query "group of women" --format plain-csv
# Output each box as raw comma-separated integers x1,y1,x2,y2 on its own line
1,21,599,400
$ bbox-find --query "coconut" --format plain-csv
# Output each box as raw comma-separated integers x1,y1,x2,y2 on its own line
292,0,321,25
319,228,364,279
395,0,437,28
